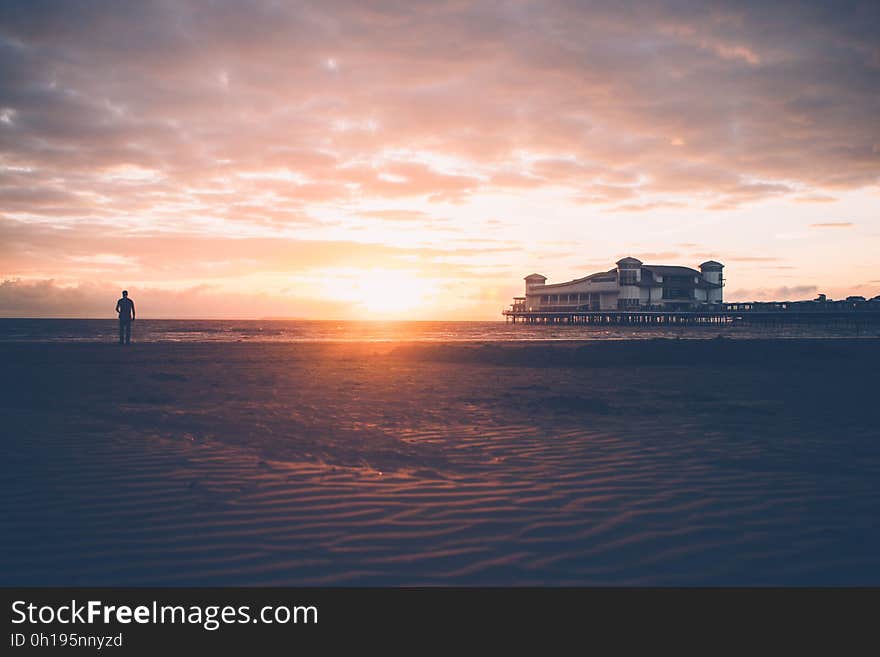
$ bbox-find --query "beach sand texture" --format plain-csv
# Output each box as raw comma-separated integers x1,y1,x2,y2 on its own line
2,339,879,585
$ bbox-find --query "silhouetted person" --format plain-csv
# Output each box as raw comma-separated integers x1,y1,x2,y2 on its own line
116,290,135,344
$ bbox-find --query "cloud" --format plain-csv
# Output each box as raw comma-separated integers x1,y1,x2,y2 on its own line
0,1,878,317
633,252,681,261
688,253,781,263
356,209,435,222
0,0,877,217
728,285,819,301
0,278,352,318
725,256,781,262
0,219,514,281
796,194,838,203
0,279,108,317
604,200,688,212
809,222,855,228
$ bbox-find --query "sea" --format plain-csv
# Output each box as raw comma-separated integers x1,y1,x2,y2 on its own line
0,318,875,343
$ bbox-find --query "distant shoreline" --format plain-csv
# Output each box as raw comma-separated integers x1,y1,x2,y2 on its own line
0,316,342,321
1,316,878,344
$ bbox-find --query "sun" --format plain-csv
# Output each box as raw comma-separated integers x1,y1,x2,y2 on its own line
319,268,437,318
356,270,436,317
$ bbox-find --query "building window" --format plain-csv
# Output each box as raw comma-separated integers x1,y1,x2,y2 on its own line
663,288,695,300
617,298,639,309
619,270,638,285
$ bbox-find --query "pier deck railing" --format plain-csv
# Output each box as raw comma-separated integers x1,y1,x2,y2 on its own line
501,305,880,325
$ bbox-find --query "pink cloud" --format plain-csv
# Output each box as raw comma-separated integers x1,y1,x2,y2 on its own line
0,1,878,316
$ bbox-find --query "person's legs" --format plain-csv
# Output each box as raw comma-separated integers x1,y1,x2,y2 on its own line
119,319,125,344
124,320,131,344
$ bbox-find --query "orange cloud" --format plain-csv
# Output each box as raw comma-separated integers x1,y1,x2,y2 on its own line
1,1,878,316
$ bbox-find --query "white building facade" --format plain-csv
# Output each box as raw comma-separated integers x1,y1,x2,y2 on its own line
514,258,723,312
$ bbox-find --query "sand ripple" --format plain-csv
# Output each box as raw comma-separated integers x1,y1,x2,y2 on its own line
3,341,879,585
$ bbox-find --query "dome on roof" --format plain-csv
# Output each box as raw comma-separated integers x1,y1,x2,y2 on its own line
699,260,724,271
524,273,547,280
615,256,643,268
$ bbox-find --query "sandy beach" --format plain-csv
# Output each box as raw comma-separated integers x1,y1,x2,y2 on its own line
2,339,879,585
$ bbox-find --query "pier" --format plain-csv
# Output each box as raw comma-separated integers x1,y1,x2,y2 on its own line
502,303,880,328
504,257,880,329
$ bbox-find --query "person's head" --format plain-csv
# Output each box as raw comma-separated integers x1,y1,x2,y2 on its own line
122,290,128,298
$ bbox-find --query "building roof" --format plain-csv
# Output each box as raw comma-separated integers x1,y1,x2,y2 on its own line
642,265,702,278
532,269,617,290
699,260,724,270
641,265,722,288
639,265,722,290
616,256,643,266
524,260,725,292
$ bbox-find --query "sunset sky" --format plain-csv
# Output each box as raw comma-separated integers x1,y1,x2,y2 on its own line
1,1,878,319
